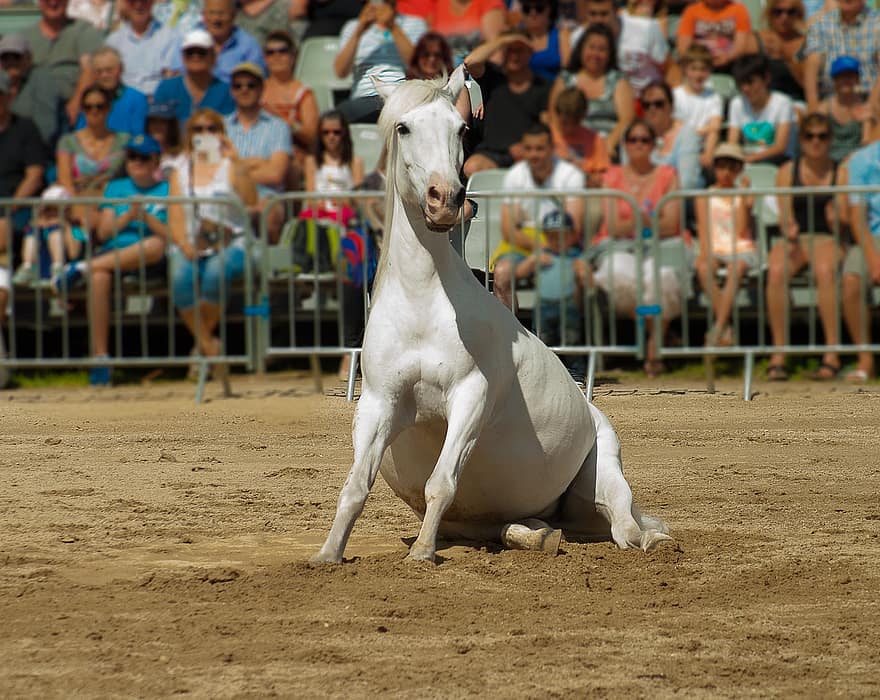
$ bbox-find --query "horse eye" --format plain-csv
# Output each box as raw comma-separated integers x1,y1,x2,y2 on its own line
396,123,410,135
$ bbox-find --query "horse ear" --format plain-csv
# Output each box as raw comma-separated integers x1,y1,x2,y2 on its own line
370,75,401,102
444,64,466,103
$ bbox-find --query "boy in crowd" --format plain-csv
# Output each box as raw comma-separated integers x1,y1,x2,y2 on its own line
673,44,724,170
551,87,609,188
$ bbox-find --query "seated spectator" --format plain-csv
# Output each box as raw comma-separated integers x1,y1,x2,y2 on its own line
641,81,702,190
106,0,180,97
54,134,170,386
551,86,609,188
166,108,257,384
261,30,319,170
431,0,506,65
18,0,104,127
594,119,685,377
56,85,130,227
676,0,752,74
673,45,723,171
303,110,364,219
333,0,426,124
152,0,203,34
840,135,880,382
154,29,235,124
804,0,880,111
67,0,116,30
550,23,634,160
169,0,265,83
490,123,585,310
518,0,571,82
748,0,807,104
145,100,186,178
0,34,31,97
406,32,471,120
694,143,756,348
224,61,291,240
75,47,149,136
766,112,849,380
12,185,83,288
818,56,876,162
617,0,670,96
235,0,289,46
727,53,797,164
463,32,551,177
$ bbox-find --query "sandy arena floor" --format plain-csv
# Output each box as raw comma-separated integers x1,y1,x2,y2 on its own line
1,373,879,698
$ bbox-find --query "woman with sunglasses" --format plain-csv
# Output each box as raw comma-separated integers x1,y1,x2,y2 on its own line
303,110,364,221
406,32,472,122
594,119,685,377
549,23,634,159
765,112,850,381
515,0,571,81
747,0,806,103
640,81,702,190
56,85,130,227
166,108,257,381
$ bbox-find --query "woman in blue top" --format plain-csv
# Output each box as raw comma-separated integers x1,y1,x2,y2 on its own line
520,0,571,81
54,134,170,385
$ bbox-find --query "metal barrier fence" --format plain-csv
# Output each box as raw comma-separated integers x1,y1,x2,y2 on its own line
0,195,258,402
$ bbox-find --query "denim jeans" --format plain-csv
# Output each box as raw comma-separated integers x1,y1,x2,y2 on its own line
169,245,246,309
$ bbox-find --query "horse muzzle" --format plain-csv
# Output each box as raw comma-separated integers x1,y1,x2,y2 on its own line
424,177,465,232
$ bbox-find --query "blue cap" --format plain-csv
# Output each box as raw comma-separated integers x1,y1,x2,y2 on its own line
147,101,176,119
542,209,574,231
126,134,161,155
830,55,860,77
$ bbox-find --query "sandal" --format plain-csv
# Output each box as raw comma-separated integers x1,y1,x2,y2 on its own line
809,362,841,381
766,364,789,381
845,368,870,384
643,359,666,378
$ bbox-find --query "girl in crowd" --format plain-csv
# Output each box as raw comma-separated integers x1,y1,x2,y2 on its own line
406,32,472,121
303,110,364,222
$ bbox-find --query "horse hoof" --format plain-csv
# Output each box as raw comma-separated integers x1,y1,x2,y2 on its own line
501,524,563,555
309,552,343,565
640,531,673,553
406,543,436,563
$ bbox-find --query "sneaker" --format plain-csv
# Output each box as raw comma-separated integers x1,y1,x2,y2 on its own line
88,365,111,386
12,264,36,287
54,264,84,296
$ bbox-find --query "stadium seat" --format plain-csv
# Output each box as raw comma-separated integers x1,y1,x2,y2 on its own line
709,73,738,102
294,36,352,109
0,7,41,36
744,162,779,228
463,168,508,272
742,0,765,28
350,123,384,173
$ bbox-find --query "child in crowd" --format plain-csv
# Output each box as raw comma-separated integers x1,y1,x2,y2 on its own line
12,186,84,289
818,56,876,162
672,45,723,170
551,87,610,188
694,143,756,347
516,210,589,382
727,53,797,164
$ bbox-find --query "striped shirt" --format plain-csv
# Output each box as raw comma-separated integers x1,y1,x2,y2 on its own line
224,109,292,196
805,6,880,98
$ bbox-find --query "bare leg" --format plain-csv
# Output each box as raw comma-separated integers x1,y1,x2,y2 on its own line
87,238,165,273
842,273,874,375
463,152,500,179
492,258,516,310
89,269,112,357
715,259,749,334
766,242,805,367
812,241,842,369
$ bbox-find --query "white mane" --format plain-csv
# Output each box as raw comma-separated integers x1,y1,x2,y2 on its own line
376,75,454,143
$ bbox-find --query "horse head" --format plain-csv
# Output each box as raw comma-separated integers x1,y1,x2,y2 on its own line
373,67,467,233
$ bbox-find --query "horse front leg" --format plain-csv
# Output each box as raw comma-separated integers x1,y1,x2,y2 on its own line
408,377,487,563
312,391,408,564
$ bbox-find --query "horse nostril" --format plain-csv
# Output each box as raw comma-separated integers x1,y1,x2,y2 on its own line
427,185,441,204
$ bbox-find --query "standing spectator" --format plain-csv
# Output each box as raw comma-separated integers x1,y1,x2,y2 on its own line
67,0,115,31
803,0,880,111
818,56,876,161
56,85,130,226
431,0,506,65
676,0,752,74
154,29,236,124
54,135,170,386
106,0,180,97
840,136,880,382
145,101,186,178
550,23,634,160
727,53,797,164
641,81,702,190
551,86,609,187
17,0,104,127
333,0,426,124
224,62,291,240
261,30,319,167
617,0,670,96
673,45,723,171
748,0,807,104
75,47,149,136
303,110,364,218
169,0,265,83
463,32,551,177
235,0,289,46
519,0,571,82
490,123,585,310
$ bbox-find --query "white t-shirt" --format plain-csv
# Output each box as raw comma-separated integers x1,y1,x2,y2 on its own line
673,85,723,134
503,157,585,224
339,16,427,100
617,14,668,94
728,91,797,158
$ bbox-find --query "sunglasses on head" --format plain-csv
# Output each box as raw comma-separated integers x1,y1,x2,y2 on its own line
642,99,668,110
232,79,260,90
126,151,153,162
803,131,830,142
183,47,210,57
264,46,291,56
626,135,654,144
83,102,108,112
192,124,221,133
771,6,799,16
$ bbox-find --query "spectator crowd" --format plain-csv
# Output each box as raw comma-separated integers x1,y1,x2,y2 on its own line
1,0,880,387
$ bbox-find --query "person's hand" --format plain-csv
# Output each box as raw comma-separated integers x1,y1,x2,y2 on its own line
180,241,197,260
128,202,143,220
65,97,79,126
739,174,751,188
219,135,239,160
472,103,484,120
373,2,395,28
538,251,554,267
357,3,377,30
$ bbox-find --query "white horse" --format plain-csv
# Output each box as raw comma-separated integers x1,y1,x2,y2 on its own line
312,68,670,564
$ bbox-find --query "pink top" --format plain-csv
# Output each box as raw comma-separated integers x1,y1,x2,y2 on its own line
597,164,682,242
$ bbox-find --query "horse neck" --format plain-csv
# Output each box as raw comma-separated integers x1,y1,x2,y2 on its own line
383,195,453,296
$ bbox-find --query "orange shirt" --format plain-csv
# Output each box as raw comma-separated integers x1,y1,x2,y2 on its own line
677,1,751,62
430,0,505,36
553,125,610,181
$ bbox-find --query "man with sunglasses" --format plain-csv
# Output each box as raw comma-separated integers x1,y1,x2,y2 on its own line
154,29,236,124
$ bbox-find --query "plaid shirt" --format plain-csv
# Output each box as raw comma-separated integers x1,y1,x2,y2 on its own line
805,6,880,97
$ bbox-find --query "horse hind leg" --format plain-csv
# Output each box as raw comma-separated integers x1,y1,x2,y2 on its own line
438,519,562,555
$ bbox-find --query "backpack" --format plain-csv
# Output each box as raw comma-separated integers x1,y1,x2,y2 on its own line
282,216,343,275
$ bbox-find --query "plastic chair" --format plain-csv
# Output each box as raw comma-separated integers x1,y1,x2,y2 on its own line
294,36,352,97
709,73,739,102
744,162,780,228
350,123,384,173
463,168,509,272
742,0,765,28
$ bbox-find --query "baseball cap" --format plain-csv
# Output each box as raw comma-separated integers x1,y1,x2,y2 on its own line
0,34,29,55
542,210,574,231
0,69,9,94
182,29,213,51
830,55,860,78
231,61,265,81
147,101,176,120
712,142,745,163
41,184,71,201
126,134,162,156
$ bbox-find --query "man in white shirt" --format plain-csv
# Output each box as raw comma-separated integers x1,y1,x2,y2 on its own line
106,0,179,97
492,123,585,309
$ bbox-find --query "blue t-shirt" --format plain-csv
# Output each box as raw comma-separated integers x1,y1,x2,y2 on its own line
153,75,235,124
100,178,170,247
76,85,149,135
847,141,880,239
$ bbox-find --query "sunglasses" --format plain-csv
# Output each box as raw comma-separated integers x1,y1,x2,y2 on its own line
232,80,260,90
771,6,799,16
126,151,153,162
626,135,654,144
642,99,668,110
321,128,343,136
803,131,831,142
264,46,290,56
0,52,22,62
183,47,210,57
83,102,108,112
522,2,548,13
192,124,221,133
